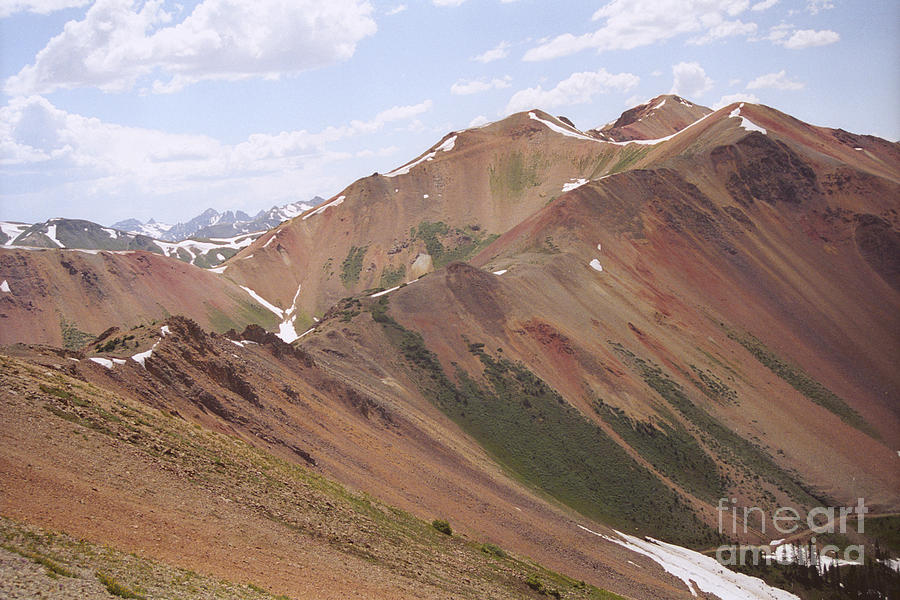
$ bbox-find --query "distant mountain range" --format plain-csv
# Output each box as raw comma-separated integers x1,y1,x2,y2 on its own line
0,197,323,268
111,198,323,242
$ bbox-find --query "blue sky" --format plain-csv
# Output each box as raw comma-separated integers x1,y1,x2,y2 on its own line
1,0,897,225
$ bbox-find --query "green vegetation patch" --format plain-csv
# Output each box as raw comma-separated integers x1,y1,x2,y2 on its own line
725,329,875,437
412,221,498,269
591,399,724,502
489,150,545,198
610,342,822,507
0,543,77,578
379,264,406,288
340,245,368,287
97,571,146,599
690,364,739,405
373,301,720,547
857,515,900,554
60,317,93,351
431,519,452,536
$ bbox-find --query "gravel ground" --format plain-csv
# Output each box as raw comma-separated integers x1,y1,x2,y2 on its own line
0,546,115,599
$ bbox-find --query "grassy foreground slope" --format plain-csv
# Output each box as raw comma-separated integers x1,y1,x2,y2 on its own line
0,352,624,600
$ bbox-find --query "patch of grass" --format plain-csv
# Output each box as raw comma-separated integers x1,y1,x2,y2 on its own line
412,221,497,268
1,543,77,578
725,329,875,437
608,146,651,175
591,398,724,502
60,317,93,350
480,543,507,558
489,151,544,198
379,264,406,288
690,364,738,405
340,245,368,287
96,571,145,599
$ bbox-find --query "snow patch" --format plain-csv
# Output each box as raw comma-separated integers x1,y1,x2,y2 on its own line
652,98,666,110
729,105,767,134
562,178,588,192
435,135,457,153
45,224,65,247
131,340,160,368
492,269,508,276
580,526,800,599
239,286,284,318
0,280,9,293
0,221,30,245
160,325,170,336
385,135,457,178
277,320,300,344
370,285,401,298
208,265,227,274
528,112,597,142
423,194,429,199
589,259,603,272
302,195,345,220
89,357,126,369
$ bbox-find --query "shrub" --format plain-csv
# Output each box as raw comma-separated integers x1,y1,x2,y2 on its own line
481,543,507,558
431,519,452,535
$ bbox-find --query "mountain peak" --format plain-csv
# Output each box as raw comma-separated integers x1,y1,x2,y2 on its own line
590,95,711,142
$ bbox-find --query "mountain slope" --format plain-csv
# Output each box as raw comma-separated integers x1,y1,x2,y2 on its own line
0,248,277,346
220,109,665,330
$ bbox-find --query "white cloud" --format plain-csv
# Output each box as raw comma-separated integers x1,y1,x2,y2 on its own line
473,41,510,63
467,115,489,128
433,0,465,5
712,92,760,109
0,95,431,203
450,76,511,95
505,68,639,114
386,4,406,15
0,0,90,17
781,28,839,49
688,19,757,44
751,0,778,10
746,70,804,90
670,61,713,98
524,0,755,61
5,0,377,95
806,0,833,14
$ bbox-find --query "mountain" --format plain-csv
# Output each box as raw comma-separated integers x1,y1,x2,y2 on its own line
1,97,898,600
112,197,323,241
3,217,260,269
588,93,711,141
